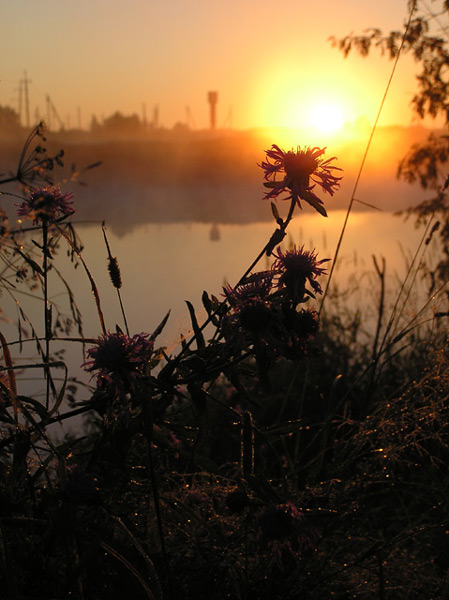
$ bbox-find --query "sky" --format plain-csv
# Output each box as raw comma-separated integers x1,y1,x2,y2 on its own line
1,0,444,131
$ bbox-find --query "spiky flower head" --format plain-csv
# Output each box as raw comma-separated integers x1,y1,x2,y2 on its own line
260,145,342,216
223,272,273,307
17,186,75,224
272,245,329,301
259,502,319,568
224,272,274,334
84,330,154,398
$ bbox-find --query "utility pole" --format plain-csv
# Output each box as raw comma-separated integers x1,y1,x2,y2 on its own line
45,94,64,131
18,79,23,126
22,71,31,128
46,95,52,131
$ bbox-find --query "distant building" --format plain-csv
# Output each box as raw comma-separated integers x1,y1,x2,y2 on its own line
102,111,141,132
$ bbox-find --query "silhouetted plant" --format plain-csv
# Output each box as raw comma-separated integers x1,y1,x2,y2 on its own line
0,122,448,599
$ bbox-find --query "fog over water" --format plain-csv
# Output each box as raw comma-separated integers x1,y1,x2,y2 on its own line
0,123,438,234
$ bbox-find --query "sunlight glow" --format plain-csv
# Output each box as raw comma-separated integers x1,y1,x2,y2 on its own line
309,102,345,133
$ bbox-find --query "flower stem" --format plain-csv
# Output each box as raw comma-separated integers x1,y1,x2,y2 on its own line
42,222,51,410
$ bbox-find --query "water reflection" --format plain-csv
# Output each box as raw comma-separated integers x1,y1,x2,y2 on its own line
56,210,432,343
2,210,435,410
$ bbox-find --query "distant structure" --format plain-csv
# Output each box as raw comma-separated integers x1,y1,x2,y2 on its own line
185,105,196,129
210,223,220,241
152,104,159,129
46,94,64,131
18,71,32,128
207,91,218,130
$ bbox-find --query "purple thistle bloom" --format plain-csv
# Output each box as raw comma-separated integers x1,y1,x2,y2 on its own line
223,271,273,307
272,245,329,301
84,331,154,398
260,145,342,213
223,273,274,334
17,186,75,224
259,502,320,569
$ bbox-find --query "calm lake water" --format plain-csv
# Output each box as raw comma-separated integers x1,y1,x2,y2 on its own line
3,209,441,408
76,209,435,342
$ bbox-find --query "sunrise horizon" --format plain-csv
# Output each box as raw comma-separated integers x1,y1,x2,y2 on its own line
2,0,438,135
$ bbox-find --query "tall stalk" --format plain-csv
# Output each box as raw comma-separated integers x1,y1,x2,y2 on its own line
42,221,51,410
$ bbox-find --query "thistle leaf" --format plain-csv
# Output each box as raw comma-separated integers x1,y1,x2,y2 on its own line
151,310,171,341
202,291,220,326
302,191,328,217
185,301,205,350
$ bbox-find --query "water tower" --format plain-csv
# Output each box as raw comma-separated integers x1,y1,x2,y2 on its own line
207,91,218,130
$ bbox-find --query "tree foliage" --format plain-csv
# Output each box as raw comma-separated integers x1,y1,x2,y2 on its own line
331,0,449,285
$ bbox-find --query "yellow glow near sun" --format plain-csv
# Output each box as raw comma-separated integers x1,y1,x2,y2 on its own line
309,102,345,133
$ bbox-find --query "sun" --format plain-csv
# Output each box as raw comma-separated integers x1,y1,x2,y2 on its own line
309,102,345,133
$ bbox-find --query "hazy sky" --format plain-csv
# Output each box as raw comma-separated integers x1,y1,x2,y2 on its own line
1,0,440,130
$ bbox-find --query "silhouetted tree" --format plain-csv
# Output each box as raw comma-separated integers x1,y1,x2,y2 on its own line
331,0,449,288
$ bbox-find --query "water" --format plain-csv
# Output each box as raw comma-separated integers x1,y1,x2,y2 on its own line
2,209,439,423
76,209,433,339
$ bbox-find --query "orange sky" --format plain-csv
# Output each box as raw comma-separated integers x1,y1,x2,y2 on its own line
1,0,444,131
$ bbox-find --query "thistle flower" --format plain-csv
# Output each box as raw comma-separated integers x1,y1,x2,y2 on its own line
224,293,273,335
17,186,75,224
272,245,329,301
259,502,319,568
84,330,154,398
223,271,273,307
260,145,342,215
222,273,274,335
